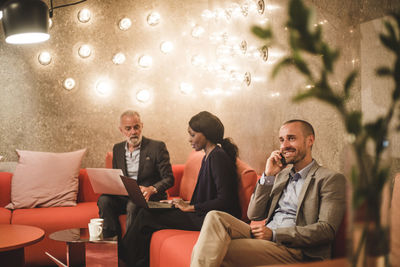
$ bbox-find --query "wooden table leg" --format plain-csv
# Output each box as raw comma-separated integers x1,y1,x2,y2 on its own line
85,242,118,267
0,248,25,267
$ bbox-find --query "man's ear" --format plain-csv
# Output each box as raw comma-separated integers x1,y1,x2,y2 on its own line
307,135,315,147
118,126,123,134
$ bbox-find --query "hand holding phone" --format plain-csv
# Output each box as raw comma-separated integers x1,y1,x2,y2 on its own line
264,150,287,176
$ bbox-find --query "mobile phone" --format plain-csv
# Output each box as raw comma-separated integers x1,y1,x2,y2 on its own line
280,153,287,166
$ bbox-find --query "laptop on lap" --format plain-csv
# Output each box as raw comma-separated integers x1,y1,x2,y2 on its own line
120,175,175,209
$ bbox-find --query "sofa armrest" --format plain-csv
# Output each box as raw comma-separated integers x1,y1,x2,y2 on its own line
167,165,185,198
77,169,101,203
0,172,12,207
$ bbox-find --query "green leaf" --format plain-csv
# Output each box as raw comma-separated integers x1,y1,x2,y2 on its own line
293,52,311,76
379,33,398,52
345,111,362,135
251,26,273,40
344,70,358,98
376,67,392,76
288,0,310,34
383,21,397,44
271,58,293,78
293,89,315,102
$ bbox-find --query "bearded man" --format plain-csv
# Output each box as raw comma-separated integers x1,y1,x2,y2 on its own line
97,110,174,238
190,119,346,267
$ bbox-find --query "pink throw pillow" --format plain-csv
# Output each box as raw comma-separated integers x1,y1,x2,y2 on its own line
5,149,86,209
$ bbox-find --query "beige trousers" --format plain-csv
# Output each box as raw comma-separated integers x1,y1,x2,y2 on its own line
191,211,303,267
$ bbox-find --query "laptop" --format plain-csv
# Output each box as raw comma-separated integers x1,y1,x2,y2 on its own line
120,175,175,209
87,168,128,196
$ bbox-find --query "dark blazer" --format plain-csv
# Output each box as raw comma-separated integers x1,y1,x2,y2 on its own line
112,136,174,201
247,161,346,260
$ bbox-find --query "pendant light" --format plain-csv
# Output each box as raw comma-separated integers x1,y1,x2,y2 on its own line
2,0,50,44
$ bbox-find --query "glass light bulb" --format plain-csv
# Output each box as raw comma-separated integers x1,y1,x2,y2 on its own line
136,89,151,102
160,41,173,54
78,9,91,23
112,52,126,65
138,55,152,68
119,18,132,30
38,51,52,65
191,55,205,67
63,78,76,90
191,26,205,38
95,80,112,97
78,44,92,58
180,83,193,94
0,11,3,20
147,12,160,26
201,9,213,21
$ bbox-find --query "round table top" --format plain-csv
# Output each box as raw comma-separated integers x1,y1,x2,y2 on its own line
49,228,117,244
0,224,45,252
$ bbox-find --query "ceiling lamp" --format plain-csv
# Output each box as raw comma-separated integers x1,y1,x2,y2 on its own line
0,0,86,44
1,0,50,44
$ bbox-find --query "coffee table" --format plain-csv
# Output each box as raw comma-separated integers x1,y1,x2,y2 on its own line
48,228,118,267
0,224,45,267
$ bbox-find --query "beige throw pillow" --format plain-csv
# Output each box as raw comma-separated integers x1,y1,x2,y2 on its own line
5,149,86,209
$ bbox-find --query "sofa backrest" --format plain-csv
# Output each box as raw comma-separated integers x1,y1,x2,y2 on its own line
179,151,204,201
77,169,100,202
0,172,12,206
180,151,258,222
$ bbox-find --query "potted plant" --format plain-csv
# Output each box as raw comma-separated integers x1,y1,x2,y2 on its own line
252,0,400,266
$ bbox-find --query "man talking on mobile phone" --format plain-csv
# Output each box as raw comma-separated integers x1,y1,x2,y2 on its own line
190,119,347,267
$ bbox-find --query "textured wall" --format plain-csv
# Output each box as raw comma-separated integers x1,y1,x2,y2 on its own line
0,0,398,174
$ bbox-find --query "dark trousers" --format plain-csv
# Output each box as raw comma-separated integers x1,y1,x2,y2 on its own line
120,208,205,267
97,194,138,237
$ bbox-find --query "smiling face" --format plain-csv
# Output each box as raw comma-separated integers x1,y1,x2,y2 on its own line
188,126,208,151
279,121,314,170
119,114,143,148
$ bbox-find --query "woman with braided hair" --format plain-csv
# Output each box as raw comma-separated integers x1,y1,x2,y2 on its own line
119,111,241,267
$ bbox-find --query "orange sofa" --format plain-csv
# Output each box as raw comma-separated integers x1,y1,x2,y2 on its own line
107,151,347,267
0,169,100,266
148,153,346,267
105,150,259,267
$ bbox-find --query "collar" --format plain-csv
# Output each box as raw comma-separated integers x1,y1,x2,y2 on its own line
290,159,315,181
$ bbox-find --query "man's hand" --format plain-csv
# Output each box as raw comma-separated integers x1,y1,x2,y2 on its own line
139,186,157,201
264,150,286,176
172,199,195,212
250,224,273,240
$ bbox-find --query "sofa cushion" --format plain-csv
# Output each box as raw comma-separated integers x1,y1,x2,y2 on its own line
6,149,86,209
150,230,200,267
12,202,98,266
0,207,11,224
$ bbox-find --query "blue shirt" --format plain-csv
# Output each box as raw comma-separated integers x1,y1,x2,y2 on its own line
260,160,315,241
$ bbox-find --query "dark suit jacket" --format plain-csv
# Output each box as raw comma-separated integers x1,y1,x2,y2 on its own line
247,161,346,260
112,136,174,201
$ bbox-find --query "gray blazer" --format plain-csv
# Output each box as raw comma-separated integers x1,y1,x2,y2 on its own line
113,136,174,201
247,161,346,260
